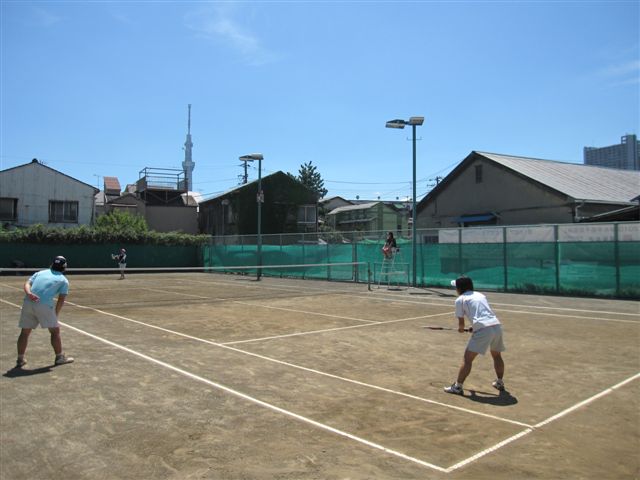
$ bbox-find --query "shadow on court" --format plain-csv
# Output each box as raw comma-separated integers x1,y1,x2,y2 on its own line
467,389,518,406
3,365,54,378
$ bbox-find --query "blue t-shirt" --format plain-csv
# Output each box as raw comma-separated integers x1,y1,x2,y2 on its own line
27,269,69,307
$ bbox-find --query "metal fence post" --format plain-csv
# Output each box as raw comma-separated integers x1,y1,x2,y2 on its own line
554,225,560,294
614,223,620,297
503,227,508,292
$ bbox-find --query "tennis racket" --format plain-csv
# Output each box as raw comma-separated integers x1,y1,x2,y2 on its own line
423,326,472,332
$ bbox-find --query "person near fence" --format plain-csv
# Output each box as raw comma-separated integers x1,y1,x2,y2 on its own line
15,256,74,368
112,248,127,279
382,231,397,259
444,275,505,395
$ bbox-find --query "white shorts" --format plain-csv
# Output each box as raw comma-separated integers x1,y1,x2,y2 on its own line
119,263,126,272
467,324,505,354
19,300,59,329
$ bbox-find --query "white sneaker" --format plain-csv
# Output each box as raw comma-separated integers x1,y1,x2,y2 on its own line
492,379,505,391
55,354,74,365
444,383,463,395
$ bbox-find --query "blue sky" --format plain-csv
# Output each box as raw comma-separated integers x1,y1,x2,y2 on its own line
1,1,638,202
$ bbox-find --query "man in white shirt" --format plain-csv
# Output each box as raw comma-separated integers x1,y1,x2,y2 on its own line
444,276,506,395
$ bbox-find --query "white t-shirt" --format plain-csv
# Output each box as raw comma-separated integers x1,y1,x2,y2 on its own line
454,291,500,330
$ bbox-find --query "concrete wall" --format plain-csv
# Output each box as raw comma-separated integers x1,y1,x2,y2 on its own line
0,162,96,227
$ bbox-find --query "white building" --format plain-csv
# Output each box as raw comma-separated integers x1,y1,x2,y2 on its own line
0,159,98,227
584,134,639,171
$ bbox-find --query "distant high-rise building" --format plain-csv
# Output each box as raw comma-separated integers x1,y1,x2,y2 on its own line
182,104,195,190
584,134,639,171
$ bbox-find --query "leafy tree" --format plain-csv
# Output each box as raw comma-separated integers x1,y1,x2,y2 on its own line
297,161,328,199
95,210,148,233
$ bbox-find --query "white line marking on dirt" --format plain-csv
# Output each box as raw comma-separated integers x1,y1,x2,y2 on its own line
445,428,533,473
139,287,210,299
6,297,528,428
59,319,450,473
221,313,449,344
3,296,639,473
534,372,640,428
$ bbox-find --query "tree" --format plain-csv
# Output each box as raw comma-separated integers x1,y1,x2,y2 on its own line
297,161,328,199
95,210,148,233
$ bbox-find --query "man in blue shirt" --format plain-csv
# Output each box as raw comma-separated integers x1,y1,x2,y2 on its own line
16,256,74,368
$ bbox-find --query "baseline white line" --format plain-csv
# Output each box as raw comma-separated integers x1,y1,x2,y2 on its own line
54,319,448,472
534,372,640,428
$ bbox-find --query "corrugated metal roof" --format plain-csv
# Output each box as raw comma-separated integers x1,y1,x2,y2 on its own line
479,152,640,203
327,202,379,215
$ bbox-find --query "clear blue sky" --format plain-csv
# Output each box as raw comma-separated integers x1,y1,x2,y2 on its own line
1,1,638,202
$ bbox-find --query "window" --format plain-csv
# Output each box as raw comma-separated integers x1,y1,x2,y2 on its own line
0,198,18,221
297,205,317,224
49,201,78,223
475,165,483,183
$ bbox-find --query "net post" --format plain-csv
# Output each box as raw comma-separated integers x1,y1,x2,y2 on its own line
367,262,372,291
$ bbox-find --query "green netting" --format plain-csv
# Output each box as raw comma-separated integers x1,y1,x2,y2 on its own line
203,235,640,299
619,242,640,297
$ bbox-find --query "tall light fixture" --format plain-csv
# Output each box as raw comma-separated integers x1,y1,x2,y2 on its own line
385,116,424,287
239,153,264,280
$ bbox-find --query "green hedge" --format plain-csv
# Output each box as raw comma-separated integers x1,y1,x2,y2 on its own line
0,224,210,246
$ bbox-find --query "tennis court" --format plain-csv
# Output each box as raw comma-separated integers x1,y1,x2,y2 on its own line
1,268,638,480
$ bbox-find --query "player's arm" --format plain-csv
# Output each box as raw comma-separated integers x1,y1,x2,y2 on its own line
55,294,66,316
23,278,39,302
457,316,466,333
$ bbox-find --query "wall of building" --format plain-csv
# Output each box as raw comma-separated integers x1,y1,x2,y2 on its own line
0,163,95,227
145,205,198,234
417,158,576,228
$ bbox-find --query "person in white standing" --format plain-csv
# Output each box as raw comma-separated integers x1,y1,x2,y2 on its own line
16,256,74,368
444,276,505,395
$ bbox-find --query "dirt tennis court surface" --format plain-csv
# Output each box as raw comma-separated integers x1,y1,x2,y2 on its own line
1,272,638,480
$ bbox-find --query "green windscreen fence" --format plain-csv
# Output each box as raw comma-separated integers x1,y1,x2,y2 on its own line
203,223,639,298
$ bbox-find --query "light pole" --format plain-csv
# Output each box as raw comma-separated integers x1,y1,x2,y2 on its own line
385,116,424,287
239,153,264,280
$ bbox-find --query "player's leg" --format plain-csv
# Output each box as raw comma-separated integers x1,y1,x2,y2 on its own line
49,327,74,365
457,349,478,384
16,328,32,367
445,349,478,394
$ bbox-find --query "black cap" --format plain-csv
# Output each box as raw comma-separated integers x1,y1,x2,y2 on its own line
51,256,67,271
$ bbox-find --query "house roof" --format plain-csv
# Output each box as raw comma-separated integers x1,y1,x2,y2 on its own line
327,202,380,215
477,151,640,203
418,151,640,212
1,159,99,193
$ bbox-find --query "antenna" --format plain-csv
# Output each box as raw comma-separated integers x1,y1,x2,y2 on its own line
187,104,191,134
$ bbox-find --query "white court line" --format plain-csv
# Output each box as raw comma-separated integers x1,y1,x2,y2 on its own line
534,372,640,428
444,428,534,473
53,319,447,473
446,371,640,473
3,296,639,473
0,296,530,428
139,287,210,299
221,313,450,345
232,301,379,324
